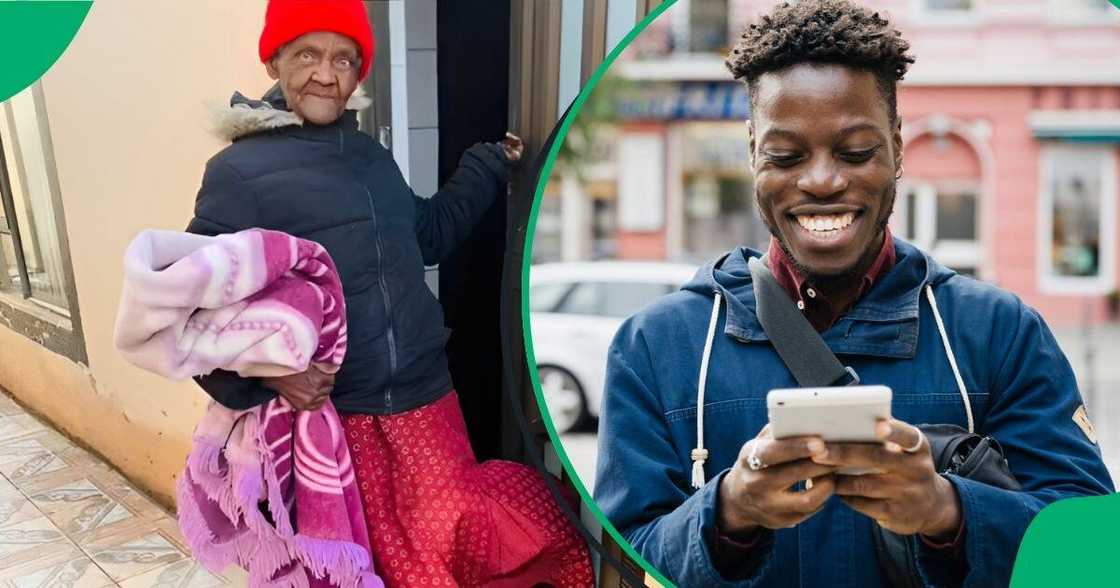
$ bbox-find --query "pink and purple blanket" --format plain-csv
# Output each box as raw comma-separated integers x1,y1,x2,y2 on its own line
114,228,381,588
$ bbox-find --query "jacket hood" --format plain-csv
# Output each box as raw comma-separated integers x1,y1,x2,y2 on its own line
208,83,373,142
680,237,956,342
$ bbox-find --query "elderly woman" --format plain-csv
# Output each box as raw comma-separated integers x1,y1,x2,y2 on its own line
186,1,591,586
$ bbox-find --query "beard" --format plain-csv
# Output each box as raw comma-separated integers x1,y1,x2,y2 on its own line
759,180,897,287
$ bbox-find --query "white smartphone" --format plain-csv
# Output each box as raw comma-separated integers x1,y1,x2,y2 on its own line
767,386,892,475
767,385,892,442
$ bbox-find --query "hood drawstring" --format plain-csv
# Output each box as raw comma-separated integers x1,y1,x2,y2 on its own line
688,284,974,490
925,285,975,433
691,291,723,489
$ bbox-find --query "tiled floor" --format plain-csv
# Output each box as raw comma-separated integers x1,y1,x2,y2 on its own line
0,393,248,587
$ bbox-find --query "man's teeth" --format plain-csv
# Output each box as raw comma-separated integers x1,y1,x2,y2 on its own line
796,212,856,232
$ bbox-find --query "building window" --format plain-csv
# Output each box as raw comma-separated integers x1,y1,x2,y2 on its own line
895,182,982,276
688,0,729,54
1048,0,1120,24
1039,145,1117,294
913,0,980,24
0,83,85,362
922,0,974,11
679,122,766,260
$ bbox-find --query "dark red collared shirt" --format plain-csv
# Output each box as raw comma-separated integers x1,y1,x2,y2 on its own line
766,228,897,332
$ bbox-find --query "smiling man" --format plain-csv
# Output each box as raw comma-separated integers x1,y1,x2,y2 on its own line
594,1,1113,587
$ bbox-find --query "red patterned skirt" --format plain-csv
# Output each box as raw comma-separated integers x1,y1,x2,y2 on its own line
340,392,593,588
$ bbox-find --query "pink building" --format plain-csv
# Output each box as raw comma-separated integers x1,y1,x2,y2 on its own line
549,0,1120,326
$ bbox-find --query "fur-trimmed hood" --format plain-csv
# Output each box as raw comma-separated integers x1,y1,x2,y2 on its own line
209,83,372,142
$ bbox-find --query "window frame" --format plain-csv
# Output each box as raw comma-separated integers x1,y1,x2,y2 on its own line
909,0,983,27
0,83,86,364
894,180,984,274
1037,143,1117,296
1046,0,1120,26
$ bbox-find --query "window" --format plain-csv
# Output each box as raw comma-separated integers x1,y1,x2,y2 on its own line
1039,145,1117,294
913,0,980,24
1048,0,1118,23
554,281,674,318
895,182,982,275
530,282,573,313
601,282,674,318
1,85,71,313
557,282,603,316
688,0,729,54
923,0,974,10
0,83,85,362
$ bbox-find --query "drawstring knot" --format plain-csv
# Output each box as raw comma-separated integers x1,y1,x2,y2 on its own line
690,448,710,489
691,291,723,489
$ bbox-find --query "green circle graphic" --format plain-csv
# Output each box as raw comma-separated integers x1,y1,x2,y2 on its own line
1011,493,1120,586
0,1,92,102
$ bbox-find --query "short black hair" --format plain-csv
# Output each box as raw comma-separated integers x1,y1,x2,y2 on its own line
726,0,915,122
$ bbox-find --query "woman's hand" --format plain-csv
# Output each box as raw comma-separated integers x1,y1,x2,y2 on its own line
500,132,524,164
262,365,335,411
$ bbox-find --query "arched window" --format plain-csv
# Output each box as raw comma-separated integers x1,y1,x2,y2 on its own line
895,131,984,276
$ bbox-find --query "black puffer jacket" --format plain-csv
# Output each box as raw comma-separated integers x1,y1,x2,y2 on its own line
186,88,508,415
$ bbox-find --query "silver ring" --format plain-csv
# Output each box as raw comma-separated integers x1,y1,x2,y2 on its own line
902,430,925,454
747,444,767,471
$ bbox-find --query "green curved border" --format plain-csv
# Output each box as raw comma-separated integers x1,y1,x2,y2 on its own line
1010,493,1120,586
521,2,679,586
0,1,93,103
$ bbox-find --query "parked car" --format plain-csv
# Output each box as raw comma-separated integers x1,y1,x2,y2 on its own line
528,261,697,434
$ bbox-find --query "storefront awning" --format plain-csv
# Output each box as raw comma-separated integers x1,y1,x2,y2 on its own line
1029,110,1120,143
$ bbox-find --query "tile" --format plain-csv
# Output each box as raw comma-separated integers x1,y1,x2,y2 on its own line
220,565,247,586
0,497,44,530
2,554,115,588
68,515,173,551
87,471,168,522
29,479,144,544
0,440,66,485
5,416,45,436
0,476,23,500
118,559,234,588
0,516,65,561
0,420,36,445
55,447,108,472
0,395,25,418
0,541,84,583
27,480,104,516
88,531,187,582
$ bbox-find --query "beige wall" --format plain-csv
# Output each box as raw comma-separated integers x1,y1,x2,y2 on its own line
0,0,274,506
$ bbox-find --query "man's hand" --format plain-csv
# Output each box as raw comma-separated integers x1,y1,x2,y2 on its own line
499,132,524,164
813,419,962,540
261,365,335,412
718,425,837,535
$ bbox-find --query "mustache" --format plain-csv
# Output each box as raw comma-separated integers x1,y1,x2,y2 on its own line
300,82,338,98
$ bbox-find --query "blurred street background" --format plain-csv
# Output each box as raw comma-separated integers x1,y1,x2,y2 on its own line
528,0,1120,492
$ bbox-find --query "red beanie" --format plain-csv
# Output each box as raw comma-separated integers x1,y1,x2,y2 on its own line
259,0,375,81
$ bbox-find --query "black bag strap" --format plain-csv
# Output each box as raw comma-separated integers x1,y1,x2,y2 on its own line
747,256,858,387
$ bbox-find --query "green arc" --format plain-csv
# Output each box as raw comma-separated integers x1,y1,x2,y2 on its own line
0,1,92,103
520,1,680,586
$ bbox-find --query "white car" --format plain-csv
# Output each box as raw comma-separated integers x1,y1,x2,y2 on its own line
528,261,697,434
